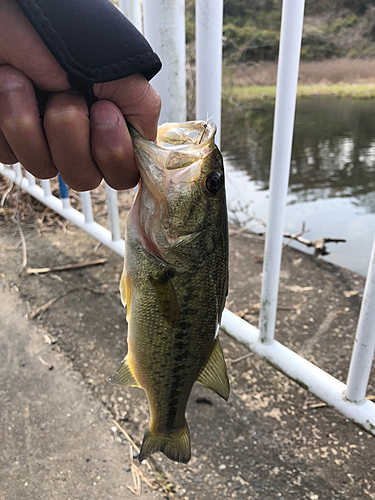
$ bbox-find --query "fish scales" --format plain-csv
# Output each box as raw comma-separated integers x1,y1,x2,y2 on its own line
111,120,229,464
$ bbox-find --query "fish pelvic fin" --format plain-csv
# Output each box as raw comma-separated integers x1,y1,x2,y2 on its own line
110,356,140,388
196,336,230,401
139,422,191,464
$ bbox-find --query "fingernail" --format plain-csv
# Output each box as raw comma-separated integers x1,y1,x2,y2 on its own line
92,107,120,125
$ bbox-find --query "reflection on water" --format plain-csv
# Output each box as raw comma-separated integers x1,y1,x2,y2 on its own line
222,96,375,275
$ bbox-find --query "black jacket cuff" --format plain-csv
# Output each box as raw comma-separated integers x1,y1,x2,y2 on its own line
15,0,162,91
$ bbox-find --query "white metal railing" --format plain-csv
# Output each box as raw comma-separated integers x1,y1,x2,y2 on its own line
1,0,375,434
0,167,125,257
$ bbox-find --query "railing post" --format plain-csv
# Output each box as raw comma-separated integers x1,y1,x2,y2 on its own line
119,0,143,33
346,235,375,403
259,0,305,344
105,183,121,241
25,171,36,187
143,0,186,124
196,0,224,146
80,192,94,224
41,179,52,197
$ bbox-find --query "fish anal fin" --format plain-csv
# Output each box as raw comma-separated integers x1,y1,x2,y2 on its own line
110,356,140,388
196,336,230,401
119,272,132,321
149,272,180,328
139,421,191,464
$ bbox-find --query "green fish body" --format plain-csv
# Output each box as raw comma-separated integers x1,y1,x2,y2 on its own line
111,121,229,464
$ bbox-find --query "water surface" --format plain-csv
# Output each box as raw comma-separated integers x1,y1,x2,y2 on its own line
221,95,375,276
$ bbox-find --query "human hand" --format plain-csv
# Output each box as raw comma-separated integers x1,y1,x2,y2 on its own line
0,0,161,191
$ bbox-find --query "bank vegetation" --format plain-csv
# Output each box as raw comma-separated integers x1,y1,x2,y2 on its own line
185,0,375,99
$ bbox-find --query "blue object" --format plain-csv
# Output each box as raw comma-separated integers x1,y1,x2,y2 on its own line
58,174,69,200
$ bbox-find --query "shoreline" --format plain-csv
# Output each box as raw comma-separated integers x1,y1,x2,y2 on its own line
226,83,375,101
223,58,375,100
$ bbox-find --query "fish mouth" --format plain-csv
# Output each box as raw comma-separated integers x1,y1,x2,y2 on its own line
157,120,217,153
129,121,217,190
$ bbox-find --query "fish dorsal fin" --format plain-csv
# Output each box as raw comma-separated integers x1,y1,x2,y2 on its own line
196,336,229,401
149,272,180,328
110,356,140,388
119,272,132,321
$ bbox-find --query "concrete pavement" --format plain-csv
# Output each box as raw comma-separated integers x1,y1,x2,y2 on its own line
0,287,158,500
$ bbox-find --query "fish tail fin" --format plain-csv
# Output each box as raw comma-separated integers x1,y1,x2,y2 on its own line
139,421,191,464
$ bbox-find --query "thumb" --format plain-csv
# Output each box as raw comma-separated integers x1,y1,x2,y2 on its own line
93,73,161,142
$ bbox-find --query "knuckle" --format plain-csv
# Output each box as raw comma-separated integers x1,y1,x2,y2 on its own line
45,105,86,126
45,93,88,127
136,80,161,112
150,90,162,116
0,66,28,93
94,146,126,165
2,114,34,133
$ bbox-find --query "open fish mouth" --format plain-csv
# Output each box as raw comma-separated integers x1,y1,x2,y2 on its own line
157,120,217,153
129,121,217,189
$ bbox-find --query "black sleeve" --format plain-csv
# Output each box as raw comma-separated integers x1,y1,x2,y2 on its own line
15,0,162,91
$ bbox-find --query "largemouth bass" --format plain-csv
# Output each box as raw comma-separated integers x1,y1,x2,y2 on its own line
111,120,229,464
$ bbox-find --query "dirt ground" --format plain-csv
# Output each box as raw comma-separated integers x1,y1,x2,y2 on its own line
1,202,375,499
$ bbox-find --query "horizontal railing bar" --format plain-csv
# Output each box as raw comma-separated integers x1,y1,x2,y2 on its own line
0,164,125,257
221,309,375,435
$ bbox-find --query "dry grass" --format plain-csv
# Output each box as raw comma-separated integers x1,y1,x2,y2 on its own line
226,58,375,87
0,172,133,234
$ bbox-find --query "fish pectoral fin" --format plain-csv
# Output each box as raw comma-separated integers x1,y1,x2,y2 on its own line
196,336,230,401
149,272,180,328
119,272,132,321
139,421,191,464
110,357,140,388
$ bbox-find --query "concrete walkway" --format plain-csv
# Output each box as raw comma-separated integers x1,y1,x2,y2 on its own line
0,288,157,500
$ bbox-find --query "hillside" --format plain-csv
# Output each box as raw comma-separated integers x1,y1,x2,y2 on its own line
186,0,375,62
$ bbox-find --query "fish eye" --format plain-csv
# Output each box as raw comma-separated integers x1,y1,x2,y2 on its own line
205,171,223,195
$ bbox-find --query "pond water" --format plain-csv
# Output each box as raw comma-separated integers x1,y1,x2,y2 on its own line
221,95,375,276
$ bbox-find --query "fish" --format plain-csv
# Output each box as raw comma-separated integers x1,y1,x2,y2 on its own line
111,120,229,464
